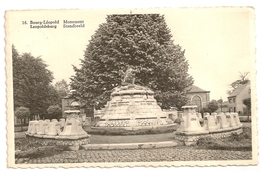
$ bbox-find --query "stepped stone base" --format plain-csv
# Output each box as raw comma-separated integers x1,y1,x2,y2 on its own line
25,133,91,151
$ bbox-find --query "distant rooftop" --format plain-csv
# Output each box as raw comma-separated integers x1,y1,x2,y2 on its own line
228,82,250,98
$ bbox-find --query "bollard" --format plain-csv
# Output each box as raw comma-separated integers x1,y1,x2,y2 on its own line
36,120,45,135
46,120,58,136
226,113,236,127
43,119,50,134
203,115,209,130
233,113,243,127
207,115,218,131
27,121,34,134
217,113,229,129
30,121,39,134
184,113,207,133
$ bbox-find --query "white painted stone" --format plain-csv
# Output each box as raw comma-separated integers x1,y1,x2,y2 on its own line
27,121,34,134
43,119,50,134
59,115,89,138
211,113,217,123
203,113,210,118
184,113,207,133
36,120,45,135
95,83,176,129
217,113,229,129
233,113,243,127
30,121,39,134
207,115,218,131
176,114,187,132
55,121,61,135
203,116,209,130
226,113,236,127
46,120,59,136
196,113,203,122
59,118,66,128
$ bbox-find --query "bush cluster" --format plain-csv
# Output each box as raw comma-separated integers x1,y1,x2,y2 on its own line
83,125,178,136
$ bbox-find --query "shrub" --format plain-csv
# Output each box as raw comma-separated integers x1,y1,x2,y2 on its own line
196,136,216,146
174,117,182,124
46,105,62,120
84,125,178,136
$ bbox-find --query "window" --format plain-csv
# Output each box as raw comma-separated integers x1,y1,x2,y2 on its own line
234,107,236,112
191,96,202,112
229,98,232,103
233,98,236,103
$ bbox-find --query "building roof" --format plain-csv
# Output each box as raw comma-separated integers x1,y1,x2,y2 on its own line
188,85,210,93
228,82,250,98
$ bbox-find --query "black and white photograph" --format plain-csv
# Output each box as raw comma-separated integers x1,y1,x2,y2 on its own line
5,8,257,168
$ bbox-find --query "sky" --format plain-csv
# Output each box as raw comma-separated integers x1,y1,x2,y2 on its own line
8,8,255,101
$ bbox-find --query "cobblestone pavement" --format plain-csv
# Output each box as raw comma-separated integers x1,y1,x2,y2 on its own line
15,146,252,164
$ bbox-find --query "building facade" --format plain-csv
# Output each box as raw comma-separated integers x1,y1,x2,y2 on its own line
227,82,251,114
186,85,210,113
61,95,94,119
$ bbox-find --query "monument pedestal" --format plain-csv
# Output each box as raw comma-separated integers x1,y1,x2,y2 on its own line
175,106,209,145
25,114,91,151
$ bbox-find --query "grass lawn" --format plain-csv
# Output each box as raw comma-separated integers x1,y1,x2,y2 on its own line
90,133,175,144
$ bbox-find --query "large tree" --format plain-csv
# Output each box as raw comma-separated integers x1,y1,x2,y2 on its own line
54,79,70,106
70,14,194,109
12,45,57,119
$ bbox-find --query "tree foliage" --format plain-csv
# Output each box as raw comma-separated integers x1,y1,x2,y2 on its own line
202,100,219,113
15,107,30,129
46,105,62,119
243,97,251,114
15,106,31,120
207,100,219,113
12,45,58,118
54,79,70,97
53,79,70,106
70,14,193,110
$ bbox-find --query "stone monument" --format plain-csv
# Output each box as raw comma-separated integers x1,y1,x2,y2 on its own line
93,67,175,130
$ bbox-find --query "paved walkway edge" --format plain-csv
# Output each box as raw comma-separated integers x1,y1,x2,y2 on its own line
81,141,178,150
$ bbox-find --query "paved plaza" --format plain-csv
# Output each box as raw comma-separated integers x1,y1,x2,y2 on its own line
15,146,252,164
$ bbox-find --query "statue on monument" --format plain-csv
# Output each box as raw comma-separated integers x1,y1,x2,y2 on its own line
120,66,137,85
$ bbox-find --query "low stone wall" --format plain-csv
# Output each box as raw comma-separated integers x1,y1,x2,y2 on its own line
26,133,91,150
174,127,243,146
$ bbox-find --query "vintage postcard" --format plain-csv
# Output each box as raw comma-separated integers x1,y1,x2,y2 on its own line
5,8,257,168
